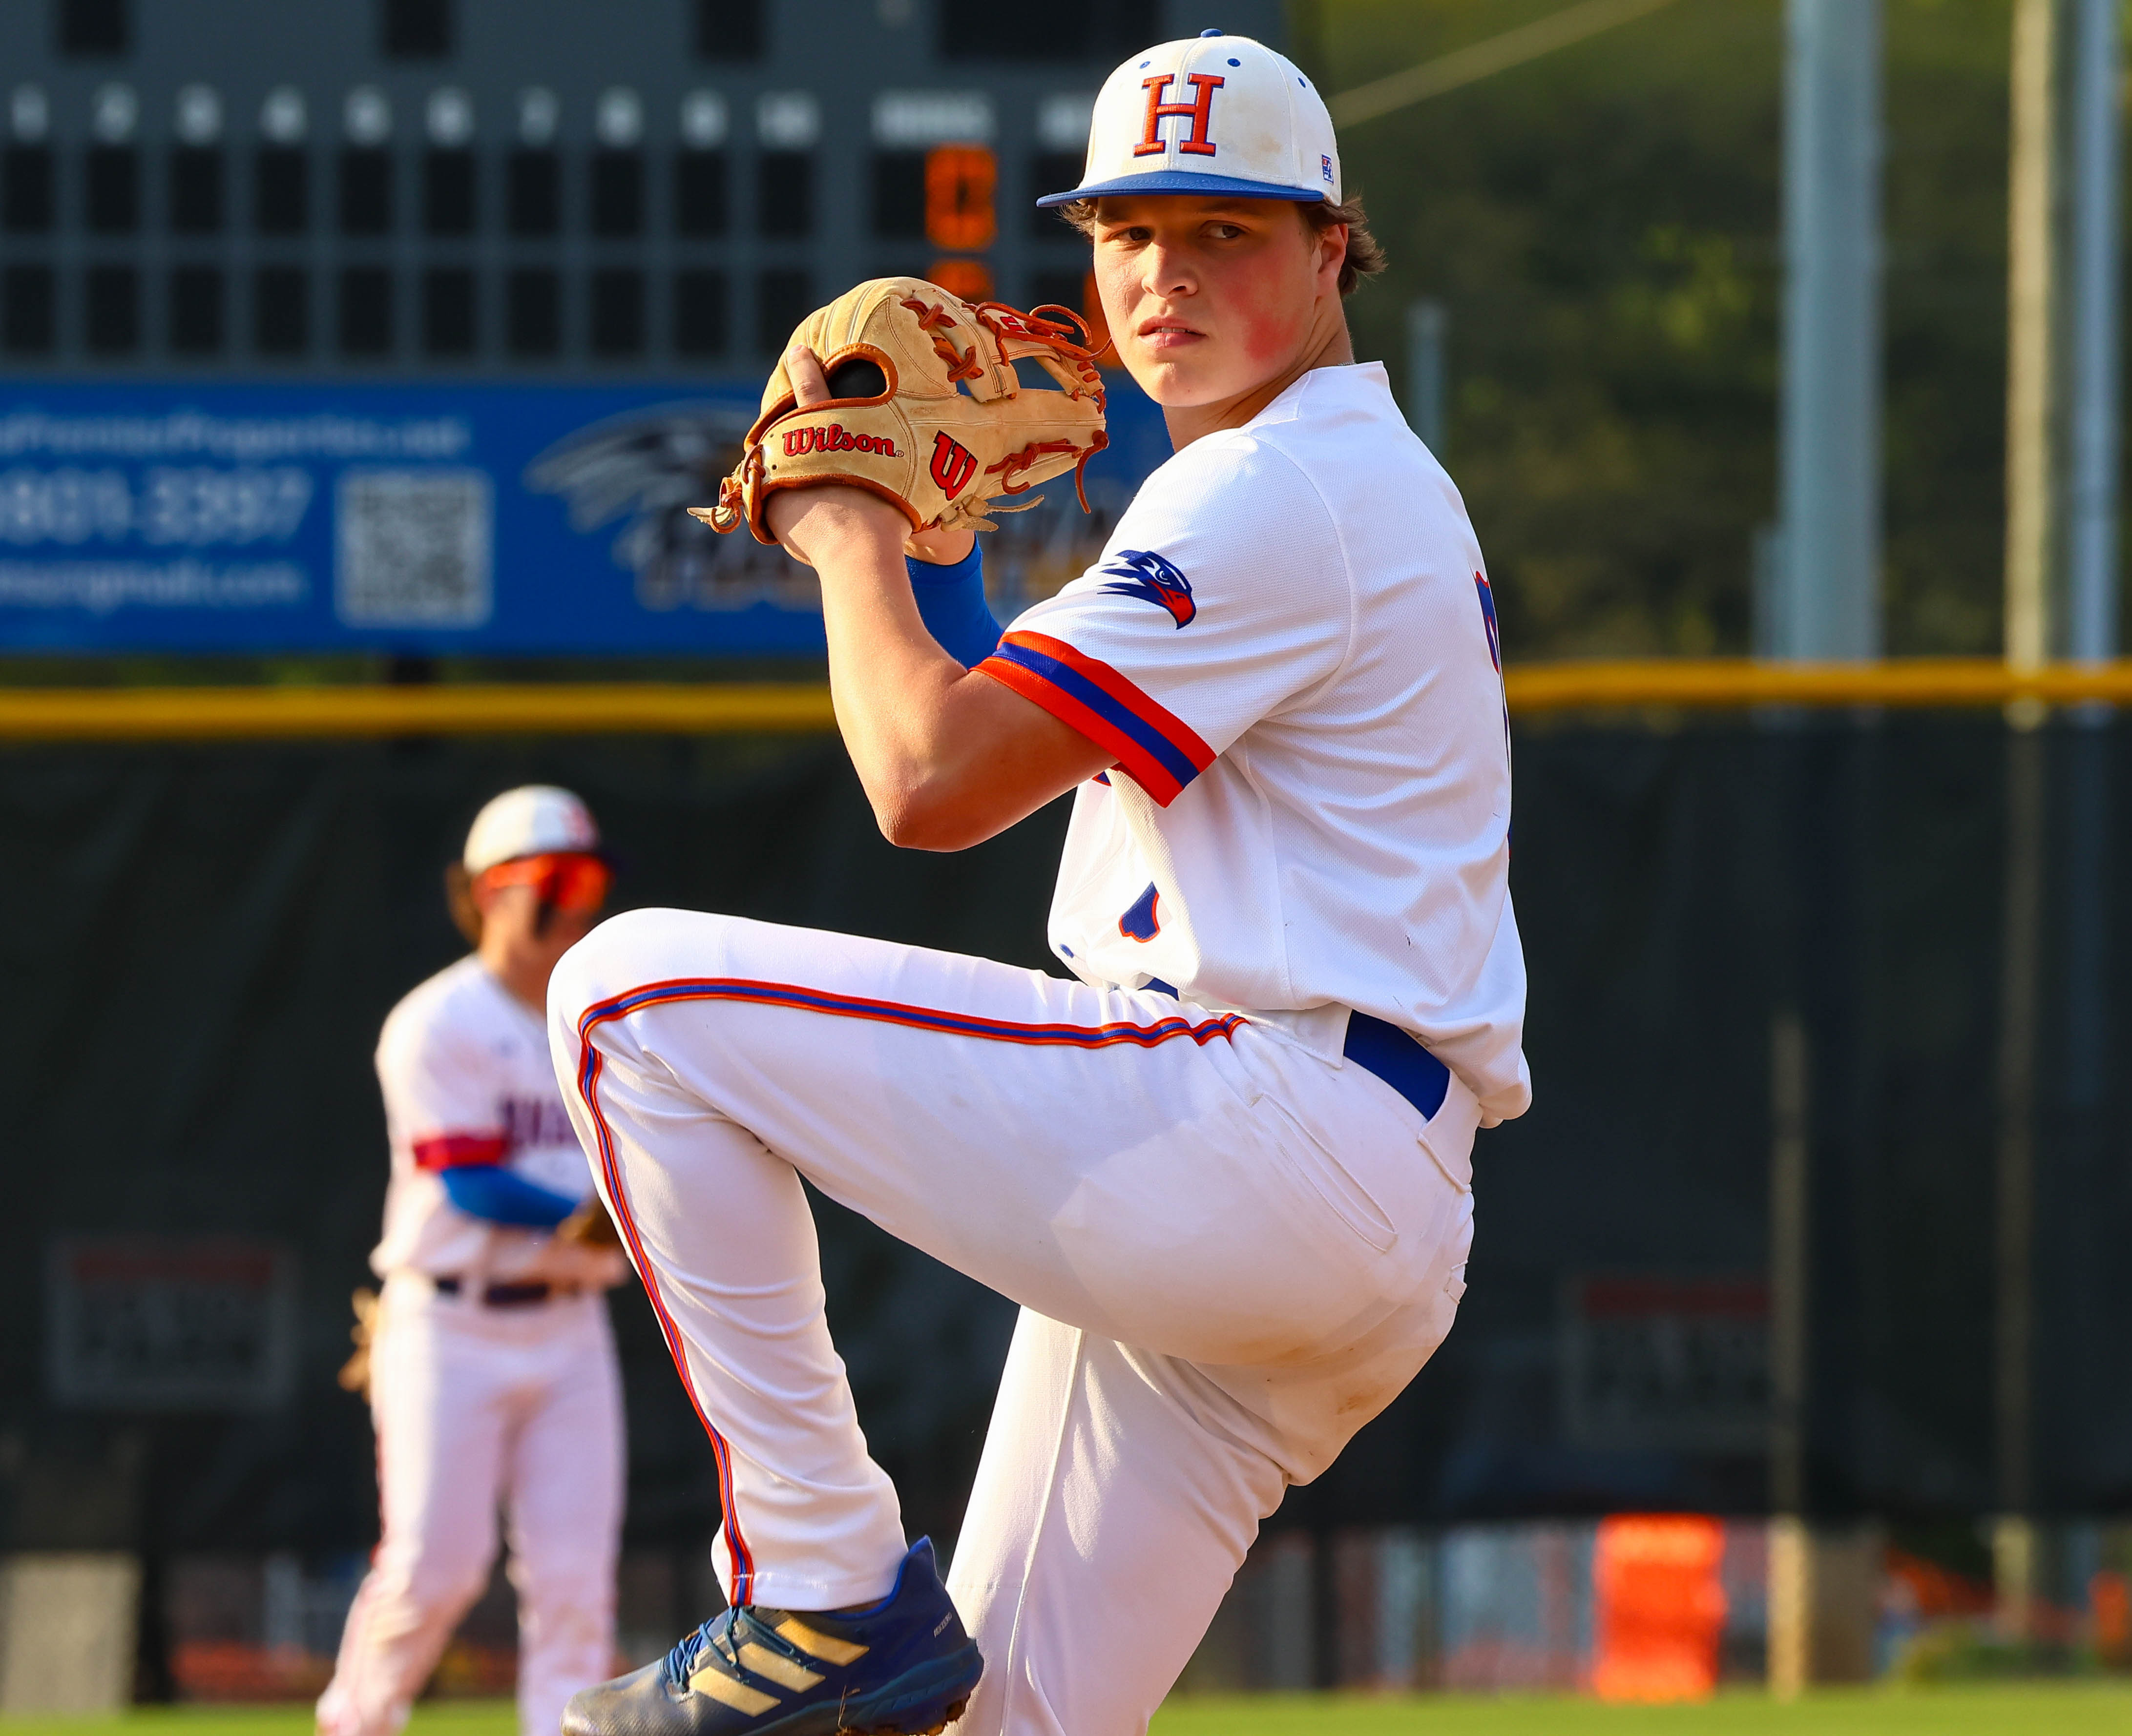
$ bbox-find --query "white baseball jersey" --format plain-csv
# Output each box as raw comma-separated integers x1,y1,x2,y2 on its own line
979,360,1530,1125
371,954,595,1283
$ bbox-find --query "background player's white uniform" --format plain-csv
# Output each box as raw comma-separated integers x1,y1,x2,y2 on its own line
320,891,625,1736
548,349,1526,1735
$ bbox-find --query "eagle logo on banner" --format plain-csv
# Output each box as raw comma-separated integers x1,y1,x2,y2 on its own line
525,400,815,611
532,400,1143,616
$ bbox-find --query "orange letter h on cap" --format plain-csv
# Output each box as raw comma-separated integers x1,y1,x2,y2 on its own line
1134,74,1224,158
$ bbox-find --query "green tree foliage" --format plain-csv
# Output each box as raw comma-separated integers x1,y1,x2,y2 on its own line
1295,0,2022,660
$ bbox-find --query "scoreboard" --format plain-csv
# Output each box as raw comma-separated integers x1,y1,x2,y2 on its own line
0,0,1282,377
0,0,1281,654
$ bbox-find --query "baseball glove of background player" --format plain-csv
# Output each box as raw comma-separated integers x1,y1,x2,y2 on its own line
337,1286,381,1402
555,1196,624,1250
693,276,1108,543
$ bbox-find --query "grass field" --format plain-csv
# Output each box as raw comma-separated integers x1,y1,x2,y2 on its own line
4,1687,2132,1736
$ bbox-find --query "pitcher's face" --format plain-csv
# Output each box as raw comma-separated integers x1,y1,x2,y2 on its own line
1090,195,1346,410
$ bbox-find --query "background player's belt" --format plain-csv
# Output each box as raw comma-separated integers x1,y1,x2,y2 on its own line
1145,982,1452,1122
433,1276,557,1307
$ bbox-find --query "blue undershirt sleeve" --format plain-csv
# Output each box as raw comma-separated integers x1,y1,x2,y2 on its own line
907,543,1003,670
439,1165,580,1229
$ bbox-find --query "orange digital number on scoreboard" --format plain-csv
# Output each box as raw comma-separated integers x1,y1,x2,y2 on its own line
926,259,995,302
925,144,997,253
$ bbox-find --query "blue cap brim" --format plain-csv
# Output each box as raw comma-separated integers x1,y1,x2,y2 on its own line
1036,169,1331,208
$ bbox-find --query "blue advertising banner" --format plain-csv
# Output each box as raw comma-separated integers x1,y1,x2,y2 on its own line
0,379,1171,655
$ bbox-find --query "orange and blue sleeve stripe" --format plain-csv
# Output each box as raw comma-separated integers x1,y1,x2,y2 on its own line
977,630,1215,806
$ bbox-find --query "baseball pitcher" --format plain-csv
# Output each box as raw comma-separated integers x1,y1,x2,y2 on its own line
318,787,633,1736
550,31,1527,1736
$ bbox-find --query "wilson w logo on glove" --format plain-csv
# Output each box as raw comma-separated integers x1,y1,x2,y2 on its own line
930,434,978,500
692,277,1108,544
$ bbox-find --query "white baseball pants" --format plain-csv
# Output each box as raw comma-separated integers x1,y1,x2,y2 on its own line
316,1277,625,1736
547,909,1476,1736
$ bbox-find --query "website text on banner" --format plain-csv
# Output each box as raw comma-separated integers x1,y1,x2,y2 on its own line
0,382,1167,655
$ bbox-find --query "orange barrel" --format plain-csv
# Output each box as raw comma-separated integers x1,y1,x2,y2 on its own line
1590,1514,1727,1702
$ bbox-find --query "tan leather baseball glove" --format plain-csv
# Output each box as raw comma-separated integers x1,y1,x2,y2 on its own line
337,1286,381,1401
692,277,1108,544
555,1195,624,1250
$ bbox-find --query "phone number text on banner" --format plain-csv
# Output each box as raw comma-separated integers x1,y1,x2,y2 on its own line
0,382,1166,655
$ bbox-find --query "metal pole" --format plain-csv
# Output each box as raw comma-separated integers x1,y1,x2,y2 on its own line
2062,0,2122,1094
1994,726,2046,1639
2064,0,2119,663
1769,1010,1811,1521
1767,1009,1812,1698
1997,0,2084,1638
2053,0,2120,1637
1405,298,1448,456
1777,0,1883,661
1767,9,1885,1682
2005,0,2061,672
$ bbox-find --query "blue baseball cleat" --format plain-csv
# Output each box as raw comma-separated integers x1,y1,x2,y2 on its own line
562,1538,982,1736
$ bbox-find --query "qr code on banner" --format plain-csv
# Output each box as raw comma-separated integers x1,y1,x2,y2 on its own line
334,469,492,627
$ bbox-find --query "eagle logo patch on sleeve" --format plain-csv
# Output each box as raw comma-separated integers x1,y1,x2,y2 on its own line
1098,549,1196,628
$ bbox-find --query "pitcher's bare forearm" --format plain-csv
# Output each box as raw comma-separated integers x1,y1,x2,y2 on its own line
765,353,1108,851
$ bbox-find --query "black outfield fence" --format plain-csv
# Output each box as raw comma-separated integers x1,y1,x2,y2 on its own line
0,711,2127,1575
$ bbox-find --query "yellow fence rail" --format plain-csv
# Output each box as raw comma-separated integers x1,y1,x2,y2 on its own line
0,682,838,740
0,658,2126,740
1504,657,2132,712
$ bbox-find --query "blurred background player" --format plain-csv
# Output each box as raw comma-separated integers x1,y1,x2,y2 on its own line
318,785,633,1736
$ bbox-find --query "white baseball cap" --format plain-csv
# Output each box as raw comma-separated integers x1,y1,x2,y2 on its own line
462,785,601,874
1036,29,1339,210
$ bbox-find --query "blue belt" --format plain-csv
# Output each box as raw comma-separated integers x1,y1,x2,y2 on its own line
1144,982,1450,1122
1341,1009,1452,1122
